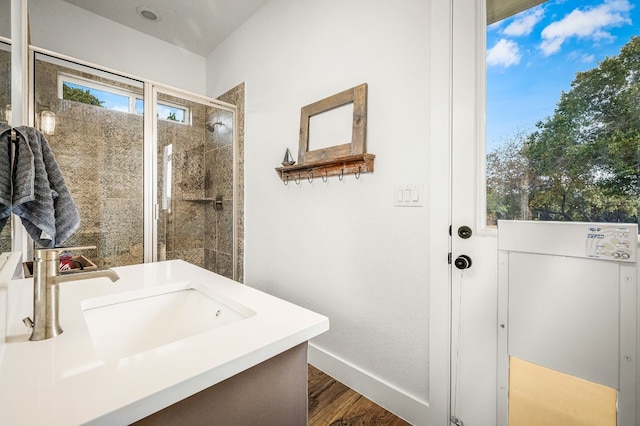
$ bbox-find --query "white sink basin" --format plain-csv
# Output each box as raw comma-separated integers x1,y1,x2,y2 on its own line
81,281,255,360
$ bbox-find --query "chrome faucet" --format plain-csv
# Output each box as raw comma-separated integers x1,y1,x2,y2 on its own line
23,246,120,341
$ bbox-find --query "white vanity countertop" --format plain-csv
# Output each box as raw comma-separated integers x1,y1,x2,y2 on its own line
0,260,329,425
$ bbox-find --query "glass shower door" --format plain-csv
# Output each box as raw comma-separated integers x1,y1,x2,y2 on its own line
155,88,236,279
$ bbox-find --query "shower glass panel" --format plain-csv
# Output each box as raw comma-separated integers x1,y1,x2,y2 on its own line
34,53,145,267
156,89,235,279
0,42,10,253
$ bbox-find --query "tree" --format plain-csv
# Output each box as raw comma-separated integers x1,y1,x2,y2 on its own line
486,132,531,225
527,36,640,224
488,36,640,225
62,83,103,107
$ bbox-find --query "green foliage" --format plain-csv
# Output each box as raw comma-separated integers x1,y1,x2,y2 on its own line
488,36,640,225
486,133,531,225
166,112,178,121
62,83,104,107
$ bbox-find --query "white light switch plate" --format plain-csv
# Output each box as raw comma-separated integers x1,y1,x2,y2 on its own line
394,184,423,207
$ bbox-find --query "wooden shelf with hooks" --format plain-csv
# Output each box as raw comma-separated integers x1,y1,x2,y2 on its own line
275,153,375,182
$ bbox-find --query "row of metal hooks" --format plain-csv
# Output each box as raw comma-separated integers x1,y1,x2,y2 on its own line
283,167,362,185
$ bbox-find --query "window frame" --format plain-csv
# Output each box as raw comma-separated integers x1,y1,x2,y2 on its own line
58,72,138,112
137,96,191,125
58,73,191,125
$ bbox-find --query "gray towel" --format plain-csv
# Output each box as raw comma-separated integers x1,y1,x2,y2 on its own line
1,123,37,231
11,126,80,247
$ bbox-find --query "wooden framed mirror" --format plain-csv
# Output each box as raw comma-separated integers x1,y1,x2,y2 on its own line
298,83,367,165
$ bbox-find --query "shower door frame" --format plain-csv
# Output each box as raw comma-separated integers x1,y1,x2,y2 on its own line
148,85,239,279
13,42,239,279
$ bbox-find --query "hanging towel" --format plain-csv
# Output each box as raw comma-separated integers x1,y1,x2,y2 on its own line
11,126,80,247
1,124,38,232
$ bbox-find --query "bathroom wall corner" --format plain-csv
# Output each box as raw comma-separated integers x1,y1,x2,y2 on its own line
308,343,429,425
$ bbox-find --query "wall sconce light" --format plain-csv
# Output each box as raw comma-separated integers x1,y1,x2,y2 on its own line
4,105,11,126
40,110,56,135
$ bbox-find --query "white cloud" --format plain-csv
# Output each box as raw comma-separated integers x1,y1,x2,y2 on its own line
503,8,545,37
569,50,597,63
487,39,521,67
540,0,633,56
580,53,596,63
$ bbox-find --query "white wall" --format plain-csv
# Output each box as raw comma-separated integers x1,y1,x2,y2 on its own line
206,1,435,423
27,0,206,94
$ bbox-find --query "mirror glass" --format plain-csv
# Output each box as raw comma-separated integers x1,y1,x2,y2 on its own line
308,103,353,151
0,1,9,39
34,52,145,266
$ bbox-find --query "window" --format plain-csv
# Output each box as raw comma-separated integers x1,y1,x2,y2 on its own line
58,73,137,112
59,74,189,124
135,98,189,124
485,0,639,227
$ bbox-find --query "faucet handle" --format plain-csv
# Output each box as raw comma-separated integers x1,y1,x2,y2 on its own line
34,246,97,261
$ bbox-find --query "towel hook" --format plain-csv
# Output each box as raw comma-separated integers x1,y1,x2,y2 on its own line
308,171,313,183
355,166,361,179
338,168,344,181
322,171,328,182
295,174,301,185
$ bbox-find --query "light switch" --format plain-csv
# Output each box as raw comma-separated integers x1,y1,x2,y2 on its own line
394,184,424,207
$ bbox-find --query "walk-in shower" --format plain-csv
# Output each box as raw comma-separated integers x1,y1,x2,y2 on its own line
2,47,242,281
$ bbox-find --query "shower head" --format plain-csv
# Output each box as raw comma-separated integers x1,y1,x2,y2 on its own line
206,121,224,132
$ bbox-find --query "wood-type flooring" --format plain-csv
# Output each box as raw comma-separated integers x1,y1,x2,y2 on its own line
308,364,411,426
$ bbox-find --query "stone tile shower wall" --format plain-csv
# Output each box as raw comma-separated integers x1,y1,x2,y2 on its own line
218,84,245,283
0,48,10,253
156,92,239,280
204,106,234,279
156,94,209,268
35,60,144,267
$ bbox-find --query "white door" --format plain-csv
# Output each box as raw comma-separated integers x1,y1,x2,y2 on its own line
497,221,637,425
450,1,499,424
450,0,640,424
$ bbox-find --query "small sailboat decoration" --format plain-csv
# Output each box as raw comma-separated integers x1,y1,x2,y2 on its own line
282,148,296,166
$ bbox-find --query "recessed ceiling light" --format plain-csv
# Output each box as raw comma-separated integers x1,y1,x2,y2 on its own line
136,6,161,22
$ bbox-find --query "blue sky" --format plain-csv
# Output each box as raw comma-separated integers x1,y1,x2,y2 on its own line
65,82,185,122
486,0,638,151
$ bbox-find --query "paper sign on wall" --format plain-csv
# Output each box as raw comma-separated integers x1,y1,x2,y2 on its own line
585,225,636,262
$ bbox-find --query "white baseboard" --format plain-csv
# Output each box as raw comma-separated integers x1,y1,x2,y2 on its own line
308,343,429,425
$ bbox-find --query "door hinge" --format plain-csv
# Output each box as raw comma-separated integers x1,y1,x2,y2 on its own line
448,252,452,264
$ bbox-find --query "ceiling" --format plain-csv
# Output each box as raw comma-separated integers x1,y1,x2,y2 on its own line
61,0,545,56
62,0,269,57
